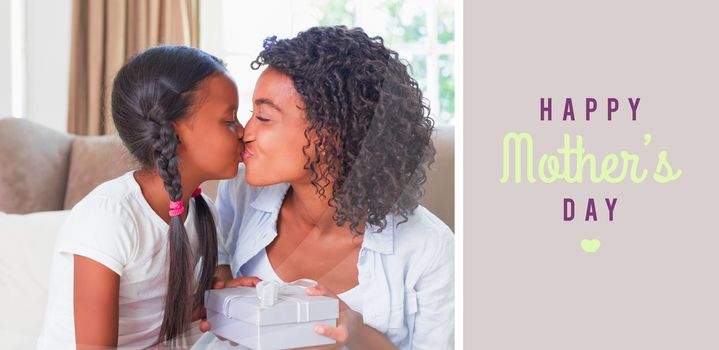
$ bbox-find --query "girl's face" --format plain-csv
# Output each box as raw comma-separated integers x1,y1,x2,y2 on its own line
175,73,245,181
242,67,312,186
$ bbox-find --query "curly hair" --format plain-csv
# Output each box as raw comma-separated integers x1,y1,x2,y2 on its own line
251,26,436,233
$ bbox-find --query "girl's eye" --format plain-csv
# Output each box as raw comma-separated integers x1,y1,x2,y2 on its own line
225,120,238,132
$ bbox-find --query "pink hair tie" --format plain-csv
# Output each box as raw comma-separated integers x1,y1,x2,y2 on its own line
169,200,184,217
168,187,200,217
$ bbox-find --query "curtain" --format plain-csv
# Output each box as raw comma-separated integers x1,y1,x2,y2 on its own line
67,0,200,135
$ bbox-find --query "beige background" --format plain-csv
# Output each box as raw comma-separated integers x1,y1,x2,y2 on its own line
465,0,719,348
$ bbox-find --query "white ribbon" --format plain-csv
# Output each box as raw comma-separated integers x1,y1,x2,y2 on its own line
222,279,319,323
256,278,317,307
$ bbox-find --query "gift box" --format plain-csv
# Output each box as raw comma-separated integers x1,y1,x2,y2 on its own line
204,279,339,349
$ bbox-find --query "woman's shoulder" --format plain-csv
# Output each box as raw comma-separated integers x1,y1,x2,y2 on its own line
377,205,454,275
392,205,454,248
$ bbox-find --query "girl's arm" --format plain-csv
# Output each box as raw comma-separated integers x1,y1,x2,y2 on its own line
73,255,120,349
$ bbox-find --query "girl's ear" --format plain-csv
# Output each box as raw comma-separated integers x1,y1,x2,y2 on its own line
172,123,188,154
172,119,191,145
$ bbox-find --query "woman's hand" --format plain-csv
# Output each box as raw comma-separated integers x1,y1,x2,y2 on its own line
303,284,396,349
304,284,364,347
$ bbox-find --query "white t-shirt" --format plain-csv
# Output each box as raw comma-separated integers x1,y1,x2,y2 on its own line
37,171,223,349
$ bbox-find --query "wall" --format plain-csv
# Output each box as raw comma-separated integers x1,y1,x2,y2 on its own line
23,0,71,132
0,0,15,117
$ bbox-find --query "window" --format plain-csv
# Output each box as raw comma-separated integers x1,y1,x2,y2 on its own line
200,0,455,125
10,0,25,118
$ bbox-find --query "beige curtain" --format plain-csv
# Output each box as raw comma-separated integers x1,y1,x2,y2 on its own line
67,0,200,135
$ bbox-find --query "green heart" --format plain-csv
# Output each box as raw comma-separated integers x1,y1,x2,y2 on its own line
581,239,601,253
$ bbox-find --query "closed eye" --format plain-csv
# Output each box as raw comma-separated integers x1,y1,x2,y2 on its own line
250,110,270,122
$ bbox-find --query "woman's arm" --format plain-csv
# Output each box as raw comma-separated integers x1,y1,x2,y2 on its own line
73,255,120,349
317,320,398,350
215,264,234,283
350,324,397,350
409,230,455,350
307,285,397,350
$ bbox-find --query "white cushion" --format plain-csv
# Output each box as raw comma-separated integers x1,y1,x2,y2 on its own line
0,210,69,349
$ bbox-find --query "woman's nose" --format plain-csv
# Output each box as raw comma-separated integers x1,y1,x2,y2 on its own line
242,115,255,141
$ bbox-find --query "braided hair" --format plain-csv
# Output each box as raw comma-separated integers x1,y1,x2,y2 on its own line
111,46,223,343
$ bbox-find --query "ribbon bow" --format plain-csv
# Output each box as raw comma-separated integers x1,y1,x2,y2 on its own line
221,278,319,321
256,278,318,307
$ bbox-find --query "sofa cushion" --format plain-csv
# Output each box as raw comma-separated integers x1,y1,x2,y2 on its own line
0,209,206,348
0,118,72,214
421,126,454,231
0,210,70,348
62,135,139,209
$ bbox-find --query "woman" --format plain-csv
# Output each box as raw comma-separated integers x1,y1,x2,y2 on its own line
203,26,454,349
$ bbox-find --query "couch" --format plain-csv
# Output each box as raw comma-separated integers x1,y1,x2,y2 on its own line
0,117,454,348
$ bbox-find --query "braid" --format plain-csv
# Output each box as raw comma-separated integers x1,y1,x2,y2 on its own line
155,122,194,342
154,122,183,200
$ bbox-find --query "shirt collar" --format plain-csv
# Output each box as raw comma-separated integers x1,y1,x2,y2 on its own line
249,182,396,255
249,182,291,214
361,215,396,255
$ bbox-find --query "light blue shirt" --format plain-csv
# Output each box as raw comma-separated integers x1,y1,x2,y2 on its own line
215,166,455,349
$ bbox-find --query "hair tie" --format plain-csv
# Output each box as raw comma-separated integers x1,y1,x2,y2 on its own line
169,200,184,217
168,187,200,217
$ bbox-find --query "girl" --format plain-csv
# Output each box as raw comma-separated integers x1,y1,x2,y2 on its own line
38,46,257,349
200,26,454,349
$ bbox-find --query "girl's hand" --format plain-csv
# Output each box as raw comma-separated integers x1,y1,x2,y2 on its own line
215,276,263,289
198,276,262,334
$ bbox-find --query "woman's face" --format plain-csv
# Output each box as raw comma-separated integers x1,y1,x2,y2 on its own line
175,73,245,181
242,67,312,187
